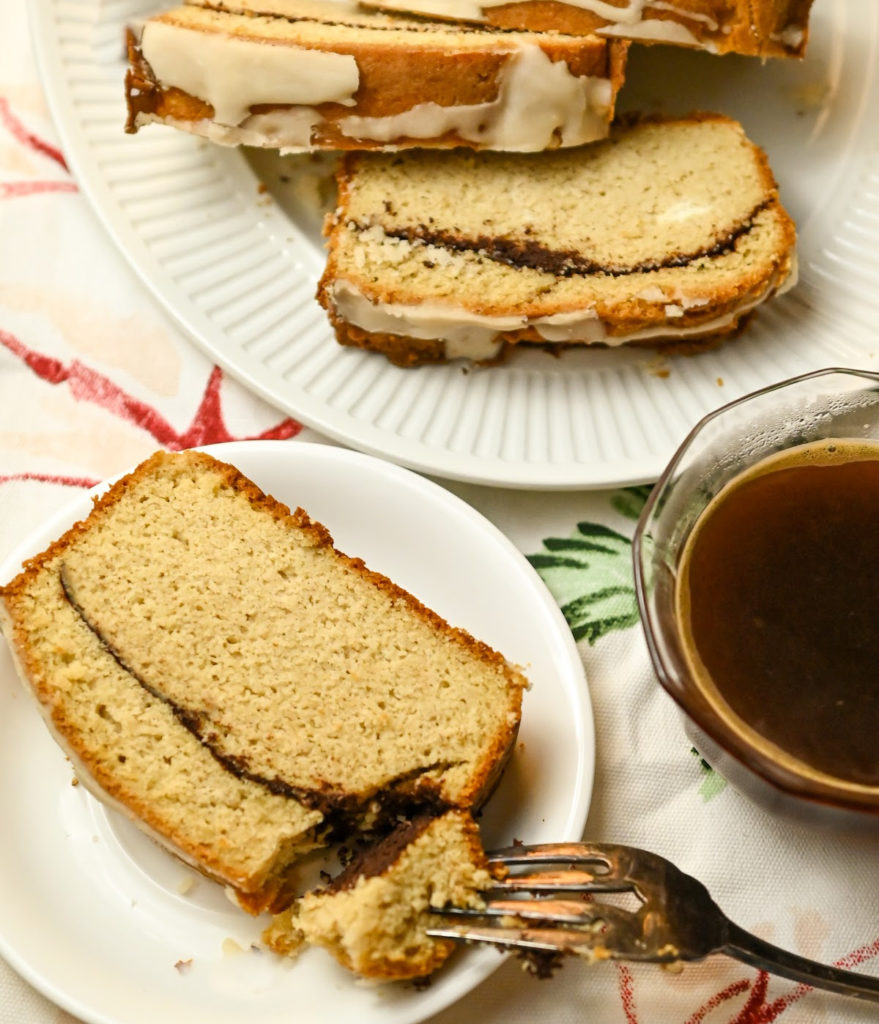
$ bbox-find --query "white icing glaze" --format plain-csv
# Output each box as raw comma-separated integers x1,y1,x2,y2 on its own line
360,0,720,50
329,254,798,361
140,19,359,125
778,252,799,294
648,1,716,29
772,25,806,49
366,0,658,20
598,17,705,47
142,109,326,150
339,45,612,151
330,280,518,360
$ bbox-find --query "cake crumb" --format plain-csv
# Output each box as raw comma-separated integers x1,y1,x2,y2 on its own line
517,948,565,978
222,937,246,956
174,959,193,974
262,906,306,958
716,377,724,387
176,875,197,896
644,355,671,379
787,78,831,112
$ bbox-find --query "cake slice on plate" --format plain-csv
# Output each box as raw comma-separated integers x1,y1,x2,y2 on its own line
125,0,627,152
0,450,526,913
317,113,797,366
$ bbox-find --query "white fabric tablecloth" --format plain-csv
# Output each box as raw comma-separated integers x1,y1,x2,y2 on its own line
2,3,879,1021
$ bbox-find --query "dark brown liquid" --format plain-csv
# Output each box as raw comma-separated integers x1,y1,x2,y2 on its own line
677,441,879,786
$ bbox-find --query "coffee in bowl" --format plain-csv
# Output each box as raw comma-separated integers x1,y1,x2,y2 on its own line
675,438,879,789
633,368,879,823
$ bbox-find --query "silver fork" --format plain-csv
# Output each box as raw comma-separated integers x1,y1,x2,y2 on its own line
427,841,879,1002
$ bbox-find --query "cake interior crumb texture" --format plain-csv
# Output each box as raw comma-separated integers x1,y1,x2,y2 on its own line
0,450,525,914
264,809,494,979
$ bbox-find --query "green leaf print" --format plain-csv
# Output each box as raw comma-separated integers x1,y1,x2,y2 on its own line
527,487,651,645
691,748,728,800
610,485,652,521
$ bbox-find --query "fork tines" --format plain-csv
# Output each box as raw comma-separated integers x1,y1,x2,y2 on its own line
427,842,651,960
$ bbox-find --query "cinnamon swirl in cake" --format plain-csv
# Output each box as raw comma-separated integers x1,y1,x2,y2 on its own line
317,114,797,366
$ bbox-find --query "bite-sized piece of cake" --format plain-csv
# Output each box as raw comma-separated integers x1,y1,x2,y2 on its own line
264,810,495,979
317,113,797,367
0,450,526,912
356,0,814,57
124,0,627,152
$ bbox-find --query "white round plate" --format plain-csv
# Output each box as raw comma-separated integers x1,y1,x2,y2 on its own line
0,440,594,1024
29,1,879,488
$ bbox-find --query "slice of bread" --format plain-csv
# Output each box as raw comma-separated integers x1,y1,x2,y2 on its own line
317,113,797,366
356,0,814,57
264,810,494,978
0,450,525,913
125,0,628,152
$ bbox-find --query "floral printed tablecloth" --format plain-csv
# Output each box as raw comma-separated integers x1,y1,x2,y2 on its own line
2,2,879,1022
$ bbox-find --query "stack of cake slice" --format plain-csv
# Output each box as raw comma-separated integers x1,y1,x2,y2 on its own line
124,0,808,366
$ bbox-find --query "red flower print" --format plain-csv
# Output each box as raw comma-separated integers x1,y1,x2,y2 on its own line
0,328,302,489
0,95,78,200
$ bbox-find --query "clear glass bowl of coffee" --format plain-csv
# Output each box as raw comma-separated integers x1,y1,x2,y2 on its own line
633,367,879,825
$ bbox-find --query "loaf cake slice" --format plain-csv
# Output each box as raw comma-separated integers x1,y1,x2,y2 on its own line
124,0,627,152
317,113,797,366
0,450,525,913
356,0,814,57
263,810,495,978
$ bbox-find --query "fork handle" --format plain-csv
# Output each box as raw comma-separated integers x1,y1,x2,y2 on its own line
723,921,879,1003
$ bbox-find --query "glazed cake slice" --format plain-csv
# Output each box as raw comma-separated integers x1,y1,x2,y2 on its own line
0,450,525,913
124,0,627,152
356,0,814,57
264,810,495,979
317,113,797,366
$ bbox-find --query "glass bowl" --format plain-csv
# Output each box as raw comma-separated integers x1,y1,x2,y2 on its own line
632,368,879,826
